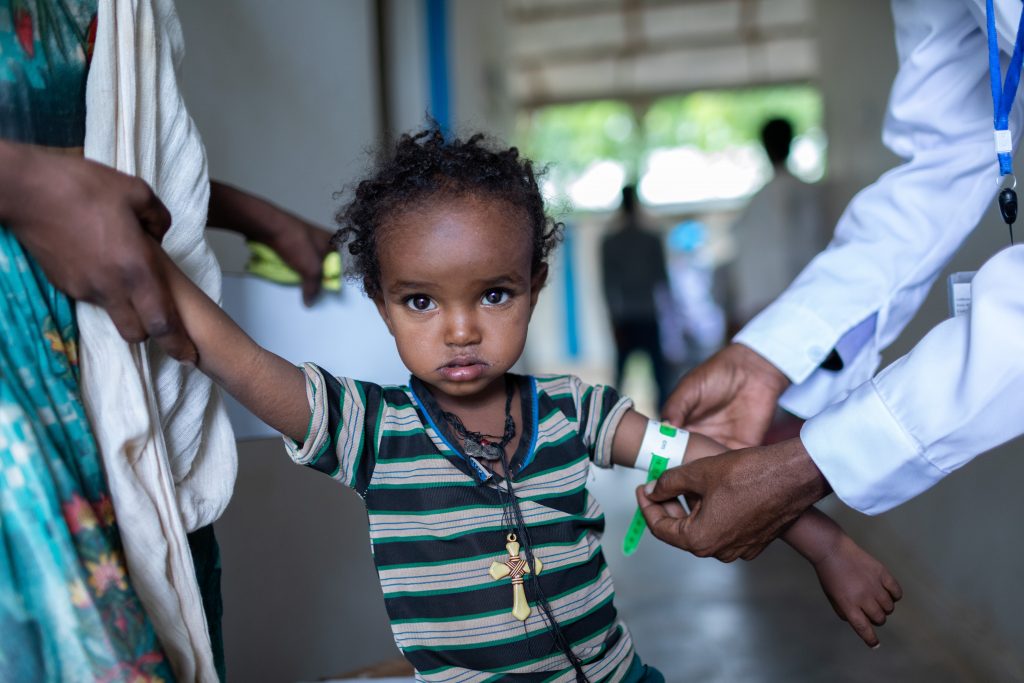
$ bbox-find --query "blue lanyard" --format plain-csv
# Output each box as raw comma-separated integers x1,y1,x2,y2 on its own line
987,0,1024,177
988,0,1024,239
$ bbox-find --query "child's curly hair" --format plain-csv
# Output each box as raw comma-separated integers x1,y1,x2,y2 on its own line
333,126,563,298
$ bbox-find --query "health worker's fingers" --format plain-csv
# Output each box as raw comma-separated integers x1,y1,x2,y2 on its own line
660,379,701,428
659,498,690,519
645,463,703,504
636,485,694,551
739,545,766,561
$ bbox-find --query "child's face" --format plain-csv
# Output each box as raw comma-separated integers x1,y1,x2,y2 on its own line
373,194,545,400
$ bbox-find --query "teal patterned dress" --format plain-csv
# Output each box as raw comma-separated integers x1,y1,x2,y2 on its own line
0,2,174,681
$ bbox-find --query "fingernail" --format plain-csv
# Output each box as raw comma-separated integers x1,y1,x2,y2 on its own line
644,481,655,495
871,644,880,650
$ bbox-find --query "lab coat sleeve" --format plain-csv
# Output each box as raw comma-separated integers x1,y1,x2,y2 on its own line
734,0,1024,417
801,245,1024,514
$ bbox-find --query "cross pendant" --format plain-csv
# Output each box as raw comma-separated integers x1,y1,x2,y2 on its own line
488,533,543,621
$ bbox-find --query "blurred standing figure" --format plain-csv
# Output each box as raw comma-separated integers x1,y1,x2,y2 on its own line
728,118,825,330
601,185,671,406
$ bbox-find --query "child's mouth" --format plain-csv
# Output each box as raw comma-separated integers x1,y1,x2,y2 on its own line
439,357,487,382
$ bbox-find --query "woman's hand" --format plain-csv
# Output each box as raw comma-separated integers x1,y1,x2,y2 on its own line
1,141,196,362
207,180,333,305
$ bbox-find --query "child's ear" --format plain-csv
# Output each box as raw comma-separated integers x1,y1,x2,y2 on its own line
529,264,548,311
373,296,396,336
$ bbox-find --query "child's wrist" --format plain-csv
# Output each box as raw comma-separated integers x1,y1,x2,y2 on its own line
781,508,845,565
632,420,688,472
807,526,848,567
682,432,727,463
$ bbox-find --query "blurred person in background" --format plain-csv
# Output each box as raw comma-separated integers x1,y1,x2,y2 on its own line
727,117,826,333
601,185,671,407
658,220,725,378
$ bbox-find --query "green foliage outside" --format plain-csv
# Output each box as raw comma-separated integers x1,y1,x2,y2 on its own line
515,85,824,187
516,100,639,188
643,86,822,151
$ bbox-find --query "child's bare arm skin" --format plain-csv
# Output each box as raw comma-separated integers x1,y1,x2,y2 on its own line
611,408,902,648
160,250,310,442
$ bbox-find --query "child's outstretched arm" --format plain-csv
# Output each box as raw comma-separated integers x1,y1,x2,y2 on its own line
159,250,310,442
611,410,902,648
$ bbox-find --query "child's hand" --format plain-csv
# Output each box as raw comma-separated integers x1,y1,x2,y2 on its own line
813,534,902,648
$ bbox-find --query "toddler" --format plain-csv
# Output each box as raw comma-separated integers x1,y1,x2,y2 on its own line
163,128,901,681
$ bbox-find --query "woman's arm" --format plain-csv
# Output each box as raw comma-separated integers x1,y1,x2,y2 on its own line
207,180,333,305
159,249,310,441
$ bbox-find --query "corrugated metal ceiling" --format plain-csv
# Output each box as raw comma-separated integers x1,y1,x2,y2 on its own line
505,0,818,107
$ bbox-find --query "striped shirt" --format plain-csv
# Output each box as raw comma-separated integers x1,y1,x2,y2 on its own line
284,364,639,682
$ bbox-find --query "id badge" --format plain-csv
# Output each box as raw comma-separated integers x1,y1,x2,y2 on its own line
947,271,976,317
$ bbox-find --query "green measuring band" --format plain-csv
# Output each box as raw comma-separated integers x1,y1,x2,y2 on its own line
622,454,671,556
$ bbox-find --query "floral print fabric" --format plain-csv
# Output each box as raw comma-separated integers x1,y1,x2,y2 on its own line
1,2,174,680
0,229,173,682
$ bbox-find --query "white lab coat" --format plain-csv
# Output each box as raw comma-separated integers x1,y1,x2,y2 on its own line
734,0,1024,514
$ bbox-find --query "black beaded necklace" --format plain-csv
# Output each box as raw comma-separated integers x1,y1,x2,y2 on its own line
437,377,516,462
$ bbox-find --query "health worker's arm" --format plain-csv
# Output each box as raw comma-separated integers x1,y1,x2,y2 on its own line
160,249,310,442
613,413,902,647
735,0,1024,418
802,244,1024,513
644,244,1024,569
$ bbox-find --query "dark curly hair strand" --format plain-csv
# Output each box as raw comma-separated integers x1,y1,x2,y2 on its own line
333,126,563,298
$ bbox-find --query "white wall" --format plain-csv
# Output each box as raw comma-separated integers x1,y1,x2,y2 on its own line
384,0,511,139
174,1,516,679
175,2,402,680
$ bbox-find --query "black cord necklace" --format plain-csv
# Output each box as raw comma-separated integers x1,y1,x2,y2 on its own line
438,378,516,461
438,377,589,682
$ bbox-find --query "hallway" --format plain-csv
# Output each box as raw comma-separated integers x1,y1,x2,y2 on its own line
590,467,1010,683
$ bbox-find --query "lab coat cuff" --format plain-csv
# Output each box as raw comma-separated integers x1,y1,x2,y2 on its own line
801,380,948,515
733,301,838,384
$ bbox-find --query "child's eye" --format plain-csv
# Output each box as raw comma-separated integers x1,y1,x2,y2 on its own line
404,295,436,311
481,289,511,306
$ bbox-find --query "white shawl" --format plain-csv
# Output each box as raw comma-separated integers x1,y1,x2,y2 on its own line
80,1,237,680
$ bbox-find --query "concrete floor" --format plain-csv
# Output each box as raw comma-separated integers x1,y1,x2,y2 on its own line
589,466,1005,683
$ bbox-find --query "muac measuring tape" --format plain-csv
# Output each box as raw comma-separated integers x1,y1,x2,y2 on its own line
622,421,689,556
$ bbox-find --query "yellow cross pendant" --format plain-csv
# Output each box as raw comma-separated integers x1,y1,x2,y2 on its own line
488,533,543,621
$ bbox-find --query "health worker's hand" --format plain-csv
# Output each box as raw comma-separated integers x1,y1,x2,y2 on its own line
2,142,196,362
636,437,830,561
661,343,790,448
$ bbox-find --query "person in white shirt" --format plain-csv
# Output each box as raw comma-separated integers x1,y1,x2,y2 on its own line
728,117,826,330
635,0,1024,572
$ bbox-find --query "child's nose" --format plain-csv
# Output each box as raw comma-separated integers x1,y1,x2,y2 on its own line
444,309,482,346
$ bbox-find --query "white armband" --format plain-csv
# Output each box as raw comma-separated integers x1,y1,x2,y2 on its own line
623,421,692,556
633,420,689,472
